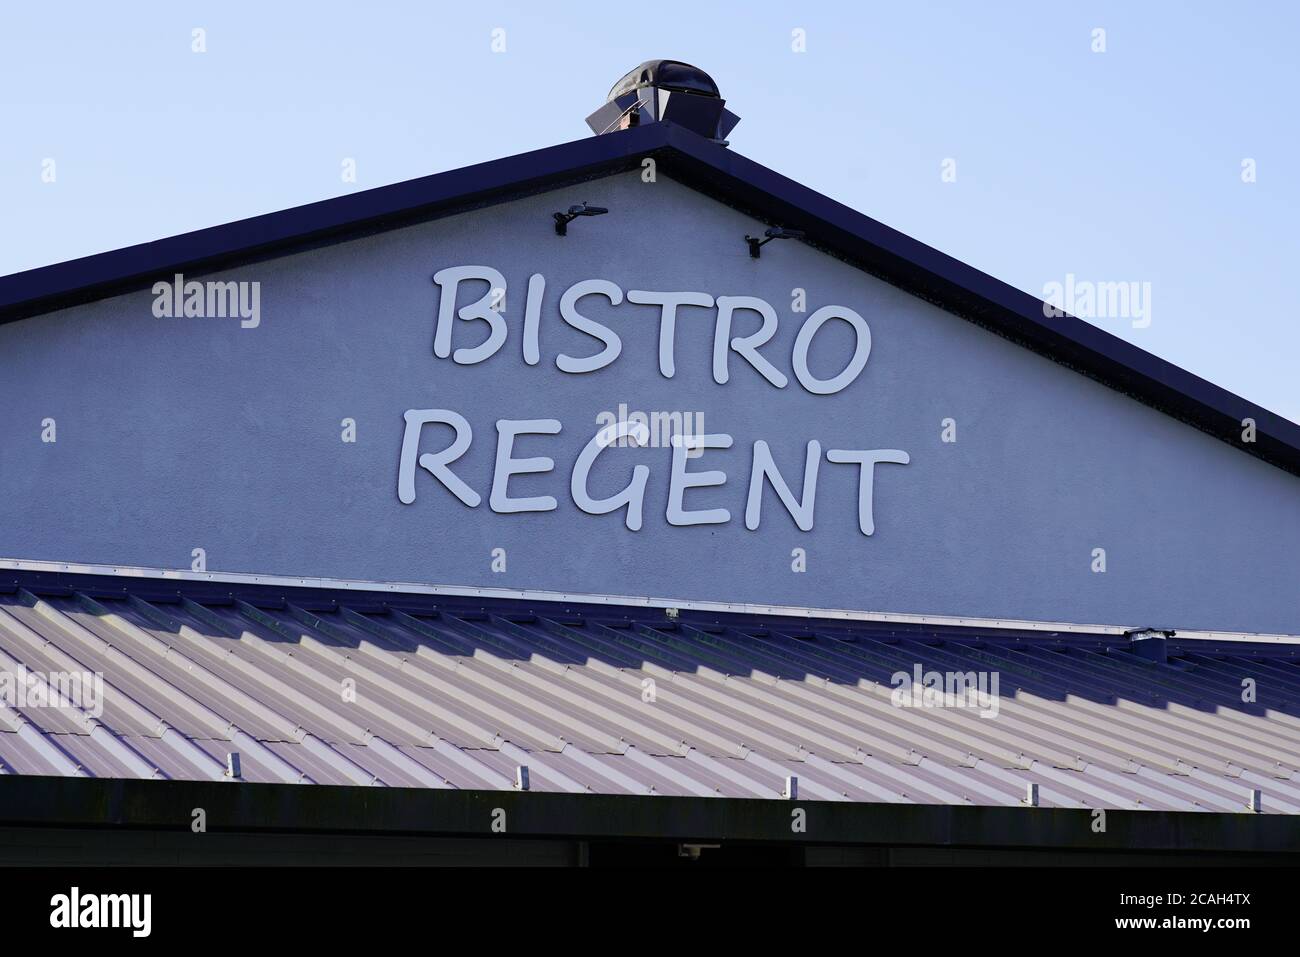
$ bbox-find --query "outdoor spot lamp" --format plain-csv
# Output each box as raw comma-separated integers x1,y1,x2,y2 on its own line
746,226,806,258
553,202,609,236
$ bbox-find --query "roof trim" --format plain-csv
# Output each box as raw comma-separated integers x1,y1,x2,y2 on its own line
4,557,1298,647
0,775,1294,855
1,122,1297,476
0,124,662,324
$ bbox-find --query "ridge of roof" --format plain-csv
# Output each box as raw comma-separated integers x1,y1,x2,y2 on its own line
1,122,1297,476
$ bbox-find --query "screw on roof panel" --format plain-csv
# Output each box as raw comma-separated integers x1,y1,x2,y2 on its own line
783,776,798,800
514,765,530,791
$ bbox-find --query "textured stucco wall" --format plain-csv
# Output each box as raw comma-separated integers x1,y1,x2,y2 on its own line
1,172,1297,633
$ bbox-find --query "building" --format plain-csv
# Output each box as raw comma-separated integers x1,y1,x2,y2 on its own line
1,62,1297,866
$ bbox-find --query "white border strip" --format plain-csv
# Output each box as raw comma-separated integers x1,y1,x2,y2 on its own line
1,557,1297,645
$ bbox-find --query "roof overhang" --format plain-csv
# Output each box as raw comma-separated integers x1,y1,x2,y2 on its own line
1,774,1294,858
1,122,1297,477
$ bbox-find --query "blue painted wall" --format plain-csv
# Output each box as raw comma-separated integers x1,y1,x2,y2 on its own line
1,173,1297,633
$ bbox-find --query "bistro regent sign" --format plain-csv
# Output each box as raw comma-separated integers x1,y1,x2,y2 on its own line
397,266,910,534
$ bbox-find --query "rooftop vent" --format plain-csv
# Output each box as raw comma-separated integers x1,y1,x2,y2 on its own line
585,60,740,145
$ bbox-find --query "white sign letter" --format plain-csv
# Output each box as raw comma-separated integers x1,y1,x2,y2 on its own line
746,440,821,531
626,289,715,378
398,409,481,507
792,305,871,395
713,296,788,388
667,433,734,526
557,279,623,374
825,448,909,535
432,265,508,365
571,421,651,530
491,419,561,513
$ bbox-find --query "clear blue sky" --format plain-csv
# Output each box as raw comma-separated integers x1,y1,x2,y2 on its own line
3,1,1296,423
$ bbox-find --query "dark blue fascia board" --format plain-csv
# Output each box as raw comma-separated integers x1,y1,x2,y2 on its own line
1,122,1297,476
0,123,670,324
650,125,1300,477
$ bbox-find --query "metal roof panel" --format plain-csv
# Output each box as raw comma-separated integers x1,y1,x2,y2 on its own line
0,581,1297,813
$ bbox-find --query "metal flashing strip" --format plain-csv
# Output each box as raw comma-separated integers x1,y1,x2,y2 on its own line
2,556,1296,644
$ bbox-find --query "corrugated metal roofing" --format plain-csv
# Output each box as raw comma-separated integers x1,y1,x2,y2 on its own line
2,585,1299,813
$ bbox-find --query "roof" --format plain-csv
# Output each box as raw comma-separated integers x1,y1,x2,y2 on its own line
0,121,1297,478
2,573,1298,814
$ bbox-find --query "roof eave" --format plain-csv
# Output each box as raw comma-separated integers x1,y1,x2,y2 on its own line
1,121,1297,476
0,123,671,326
650,124,1300,477
2,774,1295,856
